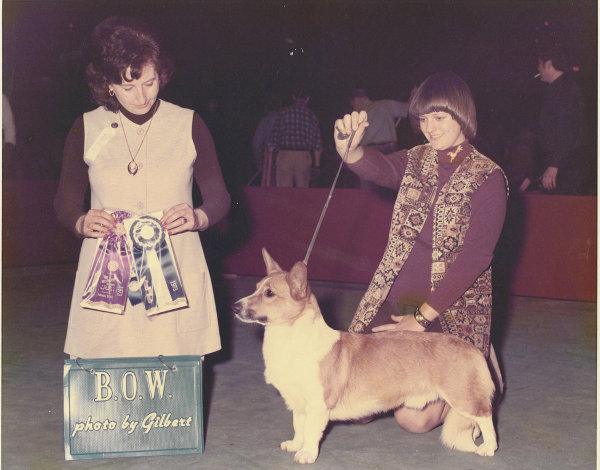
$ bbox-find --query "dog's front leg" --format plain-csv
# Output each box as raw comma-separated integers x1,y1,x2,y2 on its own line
293,406,329,464
281,410,305,453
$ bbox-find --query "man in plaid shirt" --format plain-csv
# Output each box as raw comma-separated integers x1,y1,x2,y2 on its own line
267,88,323,187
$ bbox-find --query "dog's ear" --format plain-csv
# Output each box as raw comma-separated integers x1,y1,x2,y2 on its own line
287,261,310,301
262,248,282,274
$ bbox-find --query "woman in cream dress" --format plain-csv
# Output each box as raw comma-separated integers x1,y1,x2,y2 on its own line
54,17,230,358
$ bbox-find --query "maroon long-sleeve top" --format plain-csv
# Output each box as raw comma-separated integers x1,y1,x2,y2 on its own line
348,142,507,314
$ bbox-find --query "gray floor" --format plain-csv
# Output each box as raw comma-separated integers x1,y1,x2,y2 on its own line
2,263,596,470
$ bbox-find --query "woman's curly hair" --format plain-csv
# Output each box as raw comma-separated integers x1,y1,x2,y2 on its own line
86,17,174,112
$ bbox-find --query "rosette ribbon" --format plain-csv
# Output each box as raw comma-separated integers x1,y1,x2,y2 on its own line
126,215,187,315
80,211,133,314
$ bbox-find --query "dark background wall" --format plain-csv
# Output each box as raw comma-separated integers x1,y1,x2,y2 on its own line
2,0,597,186
1,1,597,304
1,3,596,406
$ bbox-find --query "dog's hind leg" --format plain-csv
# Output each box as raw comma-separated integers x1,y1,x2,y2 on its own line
292,407,330,464
472,422,481,440
473,415,497,456
281,410,305,453
440,408,479,453
441,409,497,457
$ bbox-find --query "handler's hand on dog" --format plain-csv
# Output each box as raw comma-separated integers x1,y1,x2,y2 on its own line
333,111,369,163
161,203,205,235
77,209,116,238
372,314,426,333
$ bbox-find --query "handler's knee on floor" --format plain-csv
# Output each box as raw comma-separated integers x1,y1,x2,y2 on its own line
393,403,446,434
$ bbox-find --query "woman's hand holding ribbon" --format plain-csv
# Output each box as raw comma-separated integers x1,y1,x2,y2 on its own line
77,209,116,238
162,203,207,235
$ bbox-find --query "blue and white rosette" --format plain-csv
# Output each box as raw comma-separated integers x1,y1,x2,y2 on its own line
125,213,187,315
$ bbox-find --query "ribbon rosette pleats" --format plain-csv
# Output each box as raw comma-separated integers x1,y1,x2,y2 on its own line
126,215,187,315
80,211,133,314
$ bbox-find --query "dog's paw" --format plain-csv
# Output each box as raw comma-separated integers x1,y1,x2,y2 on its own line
294,449,318,464
281,440,302,453
475,442,496,457
472,424,481,440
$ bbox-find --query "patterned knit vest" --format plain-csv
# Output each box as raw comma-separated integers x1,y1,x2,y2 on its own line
349,144,505,356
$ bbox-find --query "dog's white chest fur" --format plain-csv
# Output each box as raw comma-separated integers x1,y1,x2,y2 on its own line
263,309,340,412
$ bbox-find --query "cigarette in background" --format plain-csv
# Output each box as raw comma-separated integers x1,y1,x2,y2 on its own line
534,73,541,78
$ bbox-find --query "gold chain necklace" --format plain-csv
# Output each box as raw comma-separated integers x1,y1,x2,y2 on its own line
118,102,158,175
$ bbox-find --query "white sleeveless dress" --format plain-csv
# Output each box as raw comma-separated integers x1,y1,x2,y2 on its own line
64,100,221,358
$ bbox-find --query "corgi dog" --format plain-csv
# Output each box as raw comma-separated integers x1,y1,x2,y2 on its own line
232,249,497,464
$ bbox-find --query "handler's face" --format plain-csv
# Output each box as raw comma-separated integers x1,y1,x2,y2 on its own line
110,63,159,115
419,111,465,151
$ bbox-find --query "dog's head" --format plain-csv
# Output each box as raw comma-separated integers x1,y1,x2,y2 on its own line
232,248,311,326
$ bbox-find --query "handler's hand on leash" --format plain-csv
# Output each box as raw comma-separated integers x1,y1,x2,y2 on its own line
333,111,369,163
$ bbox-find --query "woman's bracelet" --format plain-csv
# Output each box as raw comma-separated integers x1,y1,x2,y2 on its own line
413,306,433,329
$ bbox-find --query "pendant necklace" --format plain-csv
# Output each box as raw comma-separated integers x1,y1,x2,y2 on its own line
118,102,157,175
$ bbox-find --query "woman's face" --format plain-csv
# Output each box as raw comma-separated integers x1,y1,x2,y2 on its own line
109,63,159,115
419,111,466,151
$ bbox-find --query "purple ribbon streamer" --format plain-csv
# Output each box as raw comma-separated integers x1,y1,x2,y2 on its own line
80,211,133,313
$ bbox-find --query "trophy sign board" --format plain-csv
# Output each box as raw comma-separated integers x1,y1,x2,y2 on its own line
63,356,203,460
